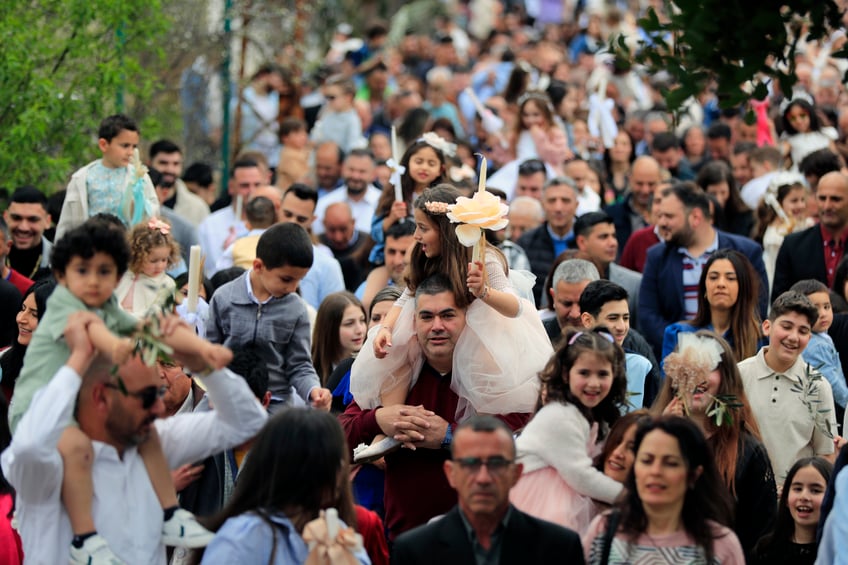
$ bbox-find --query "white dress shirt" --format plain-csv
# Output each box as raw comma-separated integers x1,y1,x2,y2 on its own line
1,365,268,565
198,206,248,277
313,184,382,236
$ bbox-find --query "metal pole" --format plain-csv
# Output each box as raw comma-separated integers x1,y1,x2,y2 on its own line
220,0,233,190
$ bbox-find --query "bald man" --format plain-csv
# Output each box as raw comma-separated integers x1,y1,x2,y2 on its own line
318,201,374,291
773,171,848,299
605,156,662,257
506,197,544,242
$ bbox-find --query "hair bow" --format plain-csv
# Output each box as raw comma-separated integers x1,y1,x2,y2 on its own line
420,132,457,157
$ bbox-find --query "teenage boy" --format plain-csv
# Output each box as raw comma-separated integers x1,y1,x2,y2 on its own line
207,222,332,412
579,279,658,409
738,291,838,480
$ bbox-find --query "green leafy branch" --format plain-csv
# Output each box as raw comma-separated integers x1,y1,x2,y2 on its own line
789,365,834,439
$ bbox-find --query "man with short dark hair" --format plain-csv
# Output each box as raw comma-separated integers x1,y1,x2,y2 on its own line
149,139,210,227
4,185,52,280
2,312,267,564
198,159,264,276
391,415,584,565
340,275,529,542
707,122,732,162
651,132,695,181
572,211,643,330
517,177,580,306
314,148,381,236
514,159,547,201
640,182,768,357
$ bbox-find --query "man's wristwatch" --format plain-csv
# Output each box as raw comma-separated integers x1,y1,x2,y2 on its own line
441,424,453,450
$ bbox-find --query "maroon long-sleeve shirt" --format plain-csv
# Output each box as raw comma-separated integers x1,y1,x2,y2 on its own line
339,362,530,541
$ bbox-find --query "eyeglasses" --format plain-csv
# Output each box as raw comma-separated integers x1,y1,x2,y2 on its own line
104,382,166,409
454,456,514,474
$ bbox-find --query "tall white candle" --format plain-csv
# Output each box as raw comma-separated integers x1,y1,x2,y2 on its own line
234,194,243,224
392,126,403,202
187,245,201,314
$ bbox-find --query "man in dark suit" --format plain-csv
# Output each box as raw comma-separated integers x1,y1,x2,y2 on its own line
773,171,848,300
517,177,579,307
639,182,768,358
391,416,585,565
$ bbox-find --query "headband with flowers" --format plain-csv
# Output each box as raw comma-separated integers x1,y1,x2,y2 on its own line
420,132,457,157
147,217,171,236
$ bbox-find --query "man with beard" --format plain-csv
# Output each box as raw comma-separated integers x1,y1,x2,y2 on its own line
639,182,768,358
149,140,210,227
4,186,52,280
313,148,382,237
1,311,267,564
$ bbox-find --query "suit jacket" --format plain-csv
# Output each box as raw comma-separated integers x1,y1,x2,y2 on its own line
517,223,557,308
772,225,828,301
391,505,585,565
639,230,769,358
605,193,648,260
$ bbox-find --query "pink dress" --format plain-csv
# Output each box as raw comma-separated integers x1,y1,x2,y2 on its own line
510,423,603,534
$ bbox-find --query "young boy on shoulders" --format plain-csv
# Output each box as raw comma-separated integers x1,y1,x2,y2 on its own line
579,279,655,410
56,114,159,240
738,290,838,481
207,222,331,411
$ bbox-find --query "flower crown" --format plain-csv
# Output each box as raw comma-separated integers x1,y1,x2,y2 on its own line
517,90,555,114
424,201,450,215
779,90,814,115
147,217,171,236
420,132,456,157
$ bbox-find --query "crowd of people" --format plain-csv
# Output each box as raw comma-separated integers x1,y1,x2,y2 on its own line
4,1,848,564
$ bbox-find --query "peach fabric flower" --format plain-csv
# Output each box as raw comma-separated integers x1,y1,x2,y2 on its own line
447,190,509,246
303,509,364,565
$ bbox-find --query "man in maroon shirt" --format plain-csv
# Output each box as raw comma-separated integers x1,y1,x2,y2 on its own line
339,274,530,541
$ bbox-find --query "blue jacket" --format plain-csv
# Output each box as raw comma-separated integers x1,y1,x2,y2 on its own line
638,230,768,358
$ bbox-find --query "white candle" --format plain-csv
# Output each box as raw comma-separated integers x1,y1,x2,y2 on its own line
477,155,487,193
234,194,243,224
392,126,403,202
325,508,339,541
187,245,201,314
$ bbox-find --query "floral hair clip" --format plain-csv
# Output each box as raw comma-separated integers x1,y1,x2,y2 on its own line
420,132,457,157
147,217,171,236
449,163,476,183
424,201,450,215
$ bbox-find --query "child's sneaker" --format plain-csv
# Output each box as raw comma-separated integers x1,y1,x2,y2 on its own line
162,508,214,548
353,436,401,463
69,534,126,564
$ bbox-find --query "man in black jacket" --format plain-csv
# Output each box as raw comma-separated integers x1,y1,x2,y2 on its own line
517,177,579,307
392,416,585,565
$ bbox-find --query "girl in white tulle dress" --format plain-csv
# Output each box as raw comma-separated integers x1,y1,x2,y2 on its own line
509,328,628,535
116,218,180,317
350,184,551,460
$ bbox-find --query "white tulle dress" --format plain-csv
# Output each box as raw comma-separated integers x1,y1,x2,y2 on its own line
349,250,552,421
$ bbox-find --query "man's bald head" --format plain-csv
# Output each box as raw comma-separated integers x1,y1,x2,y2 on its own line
630,156,662,210
323,202,356,250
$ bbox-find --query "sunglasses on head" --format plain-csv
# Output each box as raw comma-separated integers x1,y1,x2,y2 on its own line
104,381,166,409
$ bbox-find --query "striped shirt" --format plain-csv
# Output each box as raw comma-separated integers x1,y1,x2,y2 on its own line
678,233,718,319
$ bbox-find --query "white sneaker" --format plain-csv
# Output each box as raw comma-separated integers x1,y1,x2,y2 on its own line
69,534,126,565
162,508,214,548
352,436,401,463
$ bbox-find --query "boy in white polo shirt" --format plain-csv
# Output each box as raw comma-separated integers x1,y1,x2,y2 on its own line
737,290,837,481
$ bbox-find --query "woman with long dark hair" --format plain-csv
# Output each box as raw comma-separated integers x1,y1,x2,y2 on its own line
0,279,56,401
661,249,762,364
583,416,744,564
654,331,777,558
697,160,754,238
199,409,367,564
